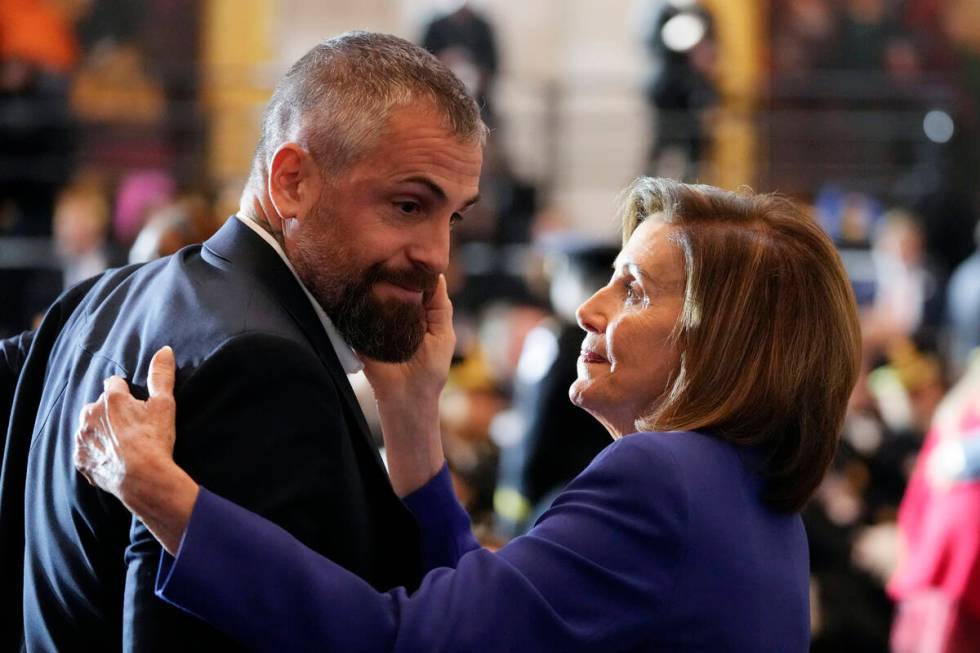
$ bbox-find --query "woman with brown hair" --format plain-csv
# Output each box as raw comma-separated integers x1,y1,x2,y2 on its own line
75,177,862,652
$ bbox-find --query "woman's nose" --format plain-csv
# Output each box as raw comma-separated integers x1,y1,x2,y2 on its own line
576,287,609,334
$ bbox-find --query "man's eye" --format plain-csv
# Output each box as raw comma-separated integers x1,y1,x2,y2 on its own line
396,201,421,215
449,213,463,227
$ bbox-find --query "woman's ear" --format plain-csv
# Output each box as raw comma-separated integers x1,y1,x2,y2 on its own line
267,143,322,227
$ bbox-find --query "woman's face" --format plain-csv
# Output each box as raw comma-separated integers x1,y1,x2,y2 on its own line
569,219,686,437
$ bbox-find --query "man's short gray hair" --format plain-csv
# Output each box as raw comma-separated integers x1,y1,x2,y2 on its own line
248,31,487,189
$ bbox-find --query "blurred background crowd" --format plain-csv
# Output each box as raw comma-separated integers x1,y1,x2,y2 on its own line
1,0,979,650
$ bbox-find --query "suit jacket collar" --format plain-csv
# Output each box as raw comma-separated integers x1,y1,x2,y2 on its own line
232,215,362,374
202,216,384,474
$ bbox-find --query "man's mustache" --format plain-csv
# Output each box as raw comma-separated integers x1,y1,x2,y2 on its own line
369,264,438,298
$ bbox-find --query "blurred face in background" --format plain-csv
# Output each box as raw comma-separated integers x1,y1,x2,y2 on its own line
54,193,108,257
570,220,686,437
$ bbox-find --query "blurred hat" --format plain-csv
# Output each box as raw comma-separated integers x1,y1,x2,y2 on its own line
536,233,619,276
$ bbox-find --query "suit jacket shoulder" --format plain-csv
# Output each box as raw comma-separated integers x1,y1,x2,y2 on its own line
602,431,810,651
16,219,420,652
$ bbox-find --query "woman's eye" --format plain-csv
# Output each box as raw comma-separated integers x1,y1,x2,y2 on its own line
624,281,644,304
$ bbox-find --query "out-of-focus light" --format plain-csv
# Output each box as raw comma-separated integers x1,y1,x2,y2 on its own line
515,326,558,385
667,0,699,8
661,13,707,53
923,110,954,144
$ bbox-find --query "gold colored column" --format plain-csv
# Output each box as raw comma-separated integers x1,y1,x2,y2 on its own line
202,0,277,186
700,0,765,190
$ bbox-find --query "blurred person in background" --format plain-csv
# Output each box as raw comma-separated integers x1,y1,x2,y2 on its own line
70,0,204,189
69,41,165,126
829,0,902,72
770,0,837,76
440,297,547,538
52,182,118,287
945,220,980,378
76,178,861,652
0,32,484,652
422,0,499,126
807,340,945,653
111,169,175,247
642,0,718,181
443,137,539,321
128,195,220,263
888,356,980,653
438,348,506,539
866,210,945,349
494,240,616,534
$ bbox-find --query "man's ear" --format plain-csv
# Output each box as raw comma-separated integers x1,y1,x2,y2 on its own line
267,143,322,227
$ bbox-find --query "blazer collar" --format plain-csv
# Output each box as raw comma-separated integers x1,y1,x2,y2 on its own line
232,216,362,374
203,217,385,474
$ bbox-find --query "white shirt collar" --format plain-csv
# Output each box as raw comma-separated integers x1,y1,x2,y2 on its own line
235,215,363,374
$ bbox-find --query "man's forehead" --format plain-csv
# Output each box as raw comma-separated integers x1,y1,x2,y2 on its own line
379,101,460,135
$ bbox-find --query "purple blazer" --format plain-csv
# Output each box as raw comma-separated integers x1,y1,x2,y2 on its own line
156,430,810,652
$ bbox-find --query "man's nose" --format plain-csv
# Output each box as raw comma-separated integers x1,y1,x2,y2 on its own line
408,220,451,273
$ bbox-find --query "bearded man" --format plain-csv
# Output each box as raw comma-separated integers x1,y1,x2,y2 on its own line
0,32,483,652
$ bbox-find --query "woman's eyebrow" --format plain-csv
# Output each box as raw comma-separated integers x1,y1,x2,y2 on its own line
626,261,685,291
612,257,636,274
623,261,649,280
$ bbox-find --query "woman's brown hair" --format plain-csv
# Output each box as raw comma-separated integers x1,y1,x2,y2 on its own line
622,178,862,512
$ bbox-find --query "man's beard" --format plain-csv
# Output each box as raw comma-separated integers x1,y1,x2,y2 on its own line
289,197,438,362
301,256,438,363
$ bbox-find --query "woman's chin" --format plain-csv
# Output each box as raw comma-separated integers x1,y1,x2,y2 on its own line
568,378,590,409
568,380,603,418
570,395,621,439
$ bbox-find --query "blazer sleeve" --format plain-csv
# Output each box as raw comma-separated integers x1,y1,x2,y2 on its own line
122,333,372,651
400,463,479,571
155,436,689,653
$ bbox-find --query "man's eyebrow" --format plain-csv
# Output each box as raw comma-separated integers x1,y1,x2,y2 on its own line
401,176,480,209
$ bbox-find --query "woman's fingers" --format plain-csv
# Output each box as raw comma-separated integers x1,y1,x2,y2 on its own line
73,398,117,489
425,274,454,336
101,376,132,442
77,398,100,432
72,350,180,498
103,375,129,396
73,426,100,485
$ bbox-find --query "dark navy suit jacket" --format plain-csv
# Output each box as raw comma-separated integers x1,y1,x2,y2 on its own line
0,217,421,652
156,430,811,652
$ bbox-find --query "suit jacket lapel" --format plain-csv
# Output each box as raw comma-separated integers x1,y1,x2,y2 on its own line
203,218,388,477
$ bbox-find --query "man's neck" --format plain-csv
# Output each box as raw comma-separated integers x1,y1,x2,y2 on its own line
238,194,286,249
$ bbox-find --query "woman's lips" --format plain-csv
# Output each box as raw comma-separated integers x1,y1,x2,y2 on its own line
580,350,608,364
